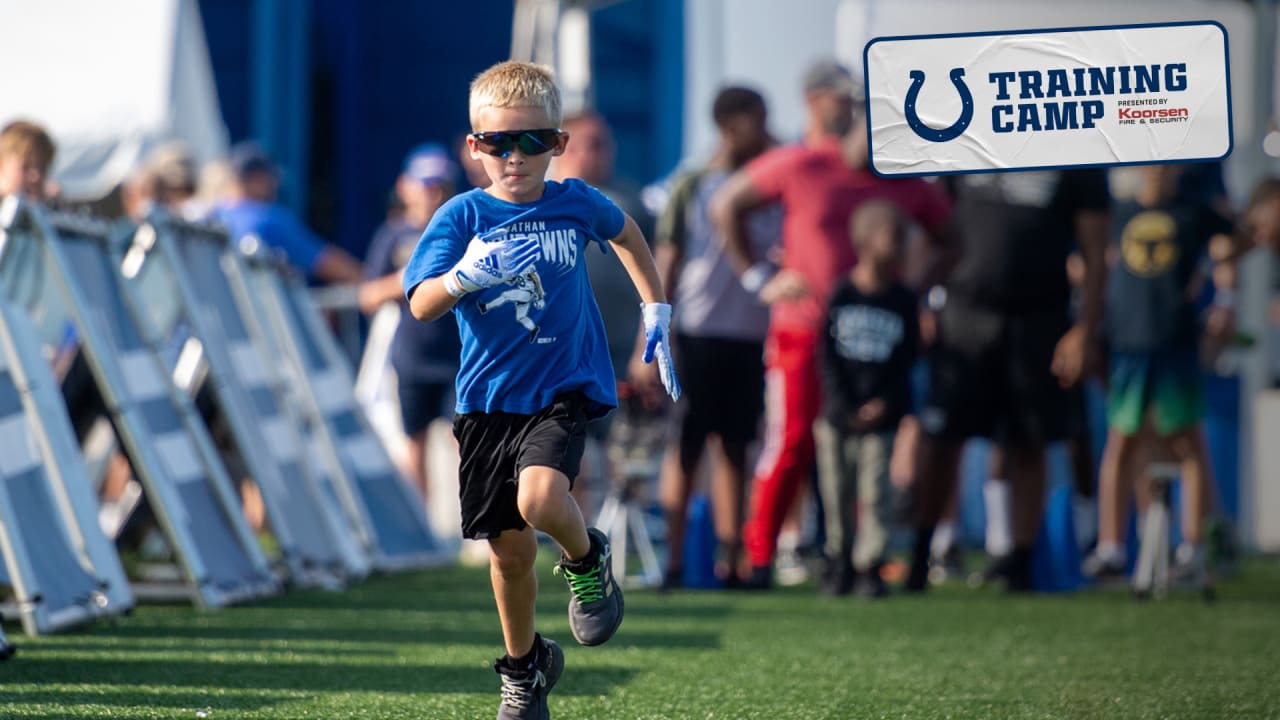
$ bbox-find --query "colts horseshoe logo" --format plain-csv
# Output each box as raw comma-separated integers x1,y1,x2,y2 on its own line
904,68,974,142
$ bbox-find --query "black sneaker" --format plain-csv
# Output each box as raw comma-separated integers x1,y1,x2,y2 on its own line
968,553,1012,589
735,564,772,591
818,556,855,597
554,528,623,646
659,565,682,593
1002,547,1034,593
903,559,928,593
853,567,889,599
494,634,564,720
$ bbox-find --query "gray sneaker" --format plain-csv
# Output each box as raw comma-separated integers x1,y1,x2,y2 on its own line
554,527,624,646
494,634,563,720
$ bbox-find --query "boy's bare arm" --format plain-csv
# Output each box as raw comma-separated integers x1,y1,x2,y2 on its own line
407,276,461,322
608,214,667,304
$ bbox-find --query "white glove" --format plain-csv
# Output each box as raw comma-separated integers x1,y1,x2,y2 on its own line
443,228,542,297
641,302,682,401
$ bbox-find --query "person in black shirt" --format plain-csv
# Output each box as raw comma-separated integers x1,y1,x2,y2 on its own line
816,201,918,597
1087,164,1240,583
907,170,1111,592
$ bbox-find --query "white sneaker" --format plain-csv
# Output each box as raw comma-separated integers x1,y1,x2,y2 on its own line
774,548,810,587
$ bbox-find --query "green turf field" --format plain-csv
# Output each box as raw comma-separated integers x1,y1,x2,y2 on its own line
3,558,1277,720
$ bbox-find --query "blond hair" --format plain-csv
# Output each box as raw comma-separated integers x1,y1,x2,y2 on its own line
469,61,562,129
0,119,56,169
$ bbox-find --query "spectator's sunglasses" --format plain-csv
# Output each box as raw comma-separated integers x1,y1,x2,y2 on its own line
470,128,563,157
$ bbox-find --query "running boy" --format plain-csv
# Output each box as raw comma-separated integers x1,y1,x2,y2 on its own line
816,201,918,597
402,61,680,720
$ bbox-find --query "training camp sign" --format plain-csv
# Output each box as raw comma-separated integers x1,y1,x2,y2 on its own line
863,21,1232,177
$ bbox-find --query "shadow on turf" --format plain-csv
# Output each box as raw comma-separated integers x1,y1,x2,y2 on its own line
5,656,637,696
2,689,293,712
28,639,394,657
75,623,722,650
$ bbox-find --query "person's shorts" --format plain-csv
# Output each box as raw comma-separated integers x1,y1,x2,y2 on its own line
452,391,589,540
1106,347,1203,435
671,334,765,451
397,377,454,436
920,300,1071,445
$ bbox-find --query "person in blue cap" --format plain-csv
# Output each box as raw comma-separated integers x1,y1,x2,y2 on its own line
359,143,463,504
215,141,363,284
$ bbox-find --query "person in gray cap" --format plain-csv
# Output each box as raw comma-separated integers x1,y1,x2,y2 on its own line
711,58,954,591
359,143,462,504
214,141,363,284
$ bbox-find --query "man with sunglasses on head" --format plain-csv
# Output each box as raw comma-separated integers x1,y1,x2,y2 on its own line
402,61,679,720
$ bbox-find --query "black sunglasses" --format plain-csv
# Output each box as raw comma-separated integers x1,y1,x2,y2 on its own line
470,128,562,157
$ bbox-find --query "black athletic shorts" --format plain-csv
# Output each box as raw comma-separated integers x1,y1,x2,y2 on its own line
670,334,765,453
920,299,1071,445
397,377,453,436
452,391,589,540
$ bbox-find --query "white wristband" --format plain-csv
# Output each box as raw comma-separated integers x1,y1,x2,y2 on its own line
442,272,468,298
740,262,775,294
1212,289,1237,310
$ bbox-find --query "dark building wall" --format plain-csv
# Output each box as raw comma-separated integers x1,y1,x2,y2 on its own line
198,0,681,258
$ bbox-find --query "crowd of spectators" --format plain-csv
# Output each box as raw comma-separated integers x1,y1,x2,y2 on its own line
3,48,1278,597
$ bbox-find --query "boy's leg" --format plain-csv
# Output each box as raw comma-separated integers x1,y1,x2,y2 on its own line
1093,351,1151,570
814,418,855,594
489,527,541,658
519,464,623,647
852,431,893,578
517,466,590,560
1149,349,1209,547
1167,426,1211,545
1099,427,1144,544
489,527,563,720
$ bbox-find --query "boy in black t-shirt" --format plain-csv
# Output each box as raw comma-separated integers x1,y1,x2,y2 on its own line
816,201,918,597
1088,164,1240,585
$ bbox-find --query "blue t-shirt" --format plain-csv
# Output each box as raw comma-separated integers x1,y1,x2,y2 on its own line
402,179,626,418
364,219,461,382
215,200,325,275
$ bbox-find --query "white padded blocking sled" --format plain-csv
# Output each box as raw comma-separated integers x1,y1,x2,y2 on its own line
124,213,370,583
0,300,134,635
0,197,278,607
238,245,448,570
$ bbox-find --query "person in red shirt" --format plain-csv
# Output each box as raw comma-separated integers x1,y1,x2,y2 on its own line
712,60,953,588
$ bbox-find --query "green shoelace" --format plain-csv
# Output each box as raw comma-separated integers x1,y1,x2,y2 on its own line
554,561,604,603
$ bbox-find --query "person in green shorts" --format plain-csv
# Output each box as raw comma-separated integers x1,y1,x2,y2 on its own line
1086,163,1241,584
